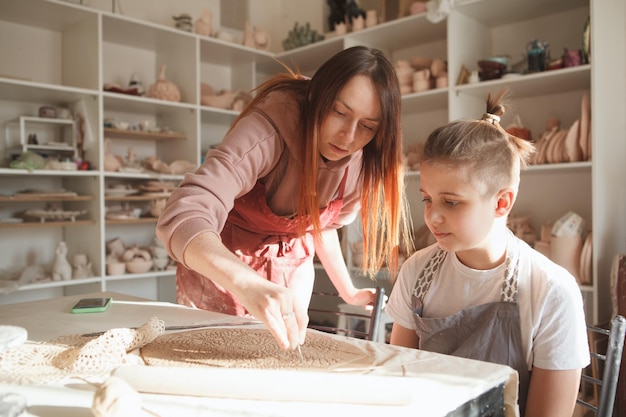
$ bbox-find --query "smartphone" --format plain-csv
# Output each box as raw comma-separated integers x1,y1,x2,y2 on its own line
71,297,112,314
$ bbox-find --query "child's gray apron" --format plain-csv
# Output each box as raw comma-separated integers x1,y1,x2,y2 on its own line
411,241,530,416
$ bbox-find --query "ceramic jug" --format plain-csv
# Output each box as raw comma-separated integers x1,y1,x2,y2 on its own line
527,39,549,72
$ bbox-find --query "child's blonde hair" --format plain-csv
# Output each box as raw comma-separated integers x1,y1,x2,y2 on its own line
421,90,535,196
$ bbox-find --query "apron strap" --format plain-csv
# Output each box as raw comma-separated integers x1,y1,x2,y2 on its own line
412,248,447,300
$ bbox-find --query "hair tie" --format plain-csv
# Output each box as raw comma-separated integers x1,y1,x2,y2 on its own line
482,113,501,124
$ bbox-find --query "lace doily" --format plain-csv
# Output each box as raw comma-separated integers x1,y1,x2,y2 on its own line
0,317,165,385
141,328,371,370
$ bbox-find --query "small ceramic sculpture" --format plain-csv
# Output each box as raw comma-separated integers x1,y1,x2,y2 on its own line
201,90,240,109
334,22,347,35
194,9,212,37
352,15,365,31
72,253,94,279
52,241,72,281
128,73,144,95
413,68,430,92
242,21,255,48
395,60,414,94
149,198,167,218
123,245,153,274
150,236,170,271
253,27,270,51
365,10,378,28
172,14,193,32
148,65,181,102
104,139,122,172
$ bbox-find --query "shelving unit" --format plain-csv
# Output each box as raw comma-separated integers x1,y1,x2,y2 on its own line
0,0,624,327
5,116,77,159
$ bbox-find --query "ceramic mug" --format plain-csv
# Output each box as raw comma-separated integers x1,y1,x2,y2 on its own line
413,68,430,81
436,73,448,88
413,79,430,92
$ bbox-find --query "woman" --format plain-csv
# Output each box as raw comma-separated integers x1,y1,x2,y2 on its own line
156,46,413,351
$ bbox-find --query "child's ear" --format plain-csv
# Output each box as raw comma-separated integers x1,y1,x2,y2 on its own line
495,188,515,217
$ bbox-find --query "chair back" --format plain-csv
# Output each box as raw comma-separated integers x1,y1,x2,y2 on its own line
576,315,626,417
307,287,385,342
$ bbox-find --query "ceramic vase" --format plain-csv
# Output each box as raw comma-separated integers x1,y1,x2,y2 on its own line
550,235,583,283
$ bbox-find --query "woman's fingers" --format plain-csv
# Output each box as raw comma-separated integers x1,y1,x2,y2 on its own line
247,286,301,350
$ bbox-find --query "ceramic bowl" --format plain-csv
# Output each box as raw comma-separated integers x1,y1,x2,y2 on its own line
106,262,126,275
126,260,153,274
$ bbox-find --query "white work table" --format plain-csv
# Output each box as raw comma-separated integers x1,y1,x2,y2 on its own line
0,292,519,417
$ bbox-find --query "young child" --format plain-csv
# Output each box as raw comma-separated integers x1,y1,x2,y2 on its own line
385,91,590,417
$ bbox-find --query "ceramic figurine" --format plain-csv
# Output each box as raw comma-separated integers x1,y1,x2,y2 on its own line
242,21,255,48
254,27,270,51
334,22,347,35
52,241,72,281
148,65,181,102
172,14,193,32
194,9,212,37
72,253,93,279
352,15,365,31
128,73,144,95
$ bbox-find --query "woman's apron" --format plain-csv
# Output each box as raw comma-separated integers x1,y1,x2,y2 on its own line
176,168,349,317
411,239,530,416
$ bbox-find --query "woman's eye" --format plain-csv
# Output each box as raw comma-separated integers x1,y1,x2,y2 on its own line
360,123,374,132
445,200,458,207
334,108,345,116
421,197,431,204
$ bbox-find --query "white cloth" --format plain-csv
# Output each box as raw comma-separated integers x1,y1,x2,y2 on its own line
386,237,590,371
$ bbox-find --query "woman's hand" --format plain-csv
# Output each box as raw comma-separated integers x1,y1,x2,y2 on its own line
236,279,306,351
183,231,305,351
341,287,377,306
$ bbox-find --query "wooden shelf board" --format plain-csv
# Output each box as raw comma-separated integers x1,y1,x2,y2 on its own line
0,195,94,202
0,220,94,228
103,127,186,141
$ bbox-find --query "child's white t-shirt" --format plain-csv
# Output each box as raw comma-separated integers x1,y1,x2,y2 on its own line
385,237,590,371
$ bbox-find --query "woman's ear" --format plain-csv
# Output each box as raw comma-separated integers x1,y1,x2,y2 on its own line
495,188,515,217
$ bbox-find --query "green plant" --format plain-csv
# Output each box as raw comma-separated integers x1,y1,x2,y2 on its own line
282,22,325,51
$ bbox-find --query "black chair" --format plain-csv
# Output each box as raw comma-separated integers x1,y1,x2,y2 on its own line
576,315,626,417
307,286,386,342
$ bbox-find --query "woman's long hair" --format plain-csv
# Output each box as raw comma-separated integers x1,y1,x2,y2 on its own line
231,46,413,278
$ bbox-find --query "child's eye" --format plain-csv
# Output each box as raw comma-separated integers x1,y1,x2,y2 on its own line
445,200,458,207
421,197,431,204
